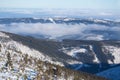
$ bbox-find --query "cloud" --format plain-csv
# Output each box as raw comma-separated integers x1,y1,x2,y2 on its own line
0,23,119,40
99,12,112,16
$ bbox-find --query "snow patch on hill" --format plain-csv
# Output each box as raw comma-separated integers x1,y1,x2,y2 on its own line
89,45,100,63
60,47,87,58
102,46,120,64
48,18,56,24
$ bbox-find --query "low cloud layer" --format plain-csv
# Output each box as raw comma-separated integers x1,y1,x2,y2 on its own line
0,23,120,40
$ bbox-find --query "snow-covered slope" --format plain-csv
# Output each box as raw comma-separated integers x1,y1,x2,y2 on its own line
3,31,119,74
60,40,120,74
0,32,64,66
102,45,120,64
61,43,120,64
0,31,107,80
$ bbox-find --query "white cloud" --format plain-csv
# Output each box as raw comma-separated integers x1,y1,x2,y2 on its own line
99,12,112,16
0,23,119,40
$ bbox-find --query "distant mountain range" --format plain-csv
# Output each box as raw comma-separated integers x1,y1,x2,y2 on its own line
0,18,120,26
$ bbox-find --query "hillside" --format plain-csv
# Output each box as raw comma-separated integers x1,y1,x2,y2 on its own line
0,31,108,80
4,31,120,73
97,66,120,80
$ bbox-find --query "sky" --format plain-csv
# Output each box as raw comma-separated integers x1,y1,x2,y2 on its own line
0,0,119,10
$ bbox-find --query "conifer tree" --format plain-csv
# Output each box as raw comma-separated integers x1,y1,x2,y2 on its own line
6,51,13,70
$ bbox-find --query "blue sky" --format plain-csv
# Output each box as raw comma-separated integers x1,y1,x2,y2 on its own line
0,0,119,9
